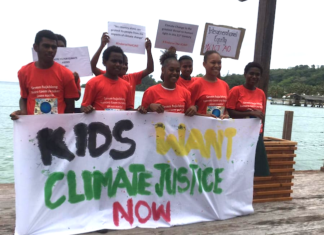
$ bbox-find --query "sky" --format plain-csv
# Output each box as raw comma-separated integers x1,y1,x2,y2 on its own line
0,0,323,84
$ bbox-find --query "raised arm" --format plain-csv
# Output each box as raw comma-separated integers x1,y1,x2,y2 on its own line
141,38,154,78
91,32,110,76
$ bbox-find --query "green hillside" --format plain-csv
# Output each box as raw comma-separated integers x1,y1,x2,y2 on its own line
81,65,324,98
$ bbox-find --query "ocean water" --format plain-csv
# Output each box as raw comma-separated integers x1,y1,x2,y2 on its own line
0,82,323,183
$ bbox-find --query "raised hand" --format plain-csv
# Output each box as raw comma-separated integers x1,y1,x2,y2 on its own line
145,38,151,51
101,32,110,48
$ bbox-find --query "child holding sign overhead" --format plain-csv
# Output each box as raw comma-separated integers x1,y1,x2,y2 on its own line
81,46,133,113
188,50,229,119
140,48,196,116
90,33,154,106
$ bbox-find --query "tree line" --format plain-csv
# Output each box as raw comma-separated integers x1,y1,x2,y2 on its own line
136,65,324,97
81,65,324,98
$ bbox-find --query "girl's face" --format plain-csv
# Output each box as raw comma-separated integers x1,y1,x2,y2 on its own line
245,67,261,88
162,59,180,84
180,59,193,78
203,53,222,77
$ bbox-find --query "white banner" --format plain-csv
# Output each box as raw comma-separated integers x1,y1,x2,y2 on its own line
108,22,146,54
154,20,198,53
200,23,246,59
32,47,92,77
14,112,260,235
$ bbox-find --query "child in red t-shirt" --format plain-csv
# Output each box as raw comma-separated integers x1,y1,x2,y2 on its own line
10,30,80,120
176,55,197,90
226,62,266,127
226,62,270,177
140,48,195,116
188,51,229,119
81,46,133,113
90,33,154,106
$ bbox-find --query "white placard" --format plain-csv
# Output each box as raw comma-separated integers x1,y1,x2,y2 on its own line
200,23,246,59
108,22,146,54
154,20,198,53
32,47,92,77
14,112,260,235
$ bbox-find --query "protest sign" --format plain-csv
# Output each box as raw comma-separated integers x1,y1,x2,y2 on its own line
108,22,146,54
154,20,198,53
32,47,92,77
14,112,260,235
200,23,246,59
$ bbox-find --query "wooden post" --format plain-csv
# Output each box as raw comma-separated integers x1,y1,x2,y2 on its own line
253,0,277,131
254,0,277,98
282,111,293,140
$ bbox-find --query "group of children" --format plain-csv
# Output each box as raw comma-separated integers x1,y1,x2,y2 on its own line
10,29,269,176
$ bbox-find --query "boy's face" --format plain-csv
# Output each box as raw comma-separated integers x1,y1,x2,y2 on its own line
33,37,57,64
120,56,128,76
104,52,123,76
180,59,193,78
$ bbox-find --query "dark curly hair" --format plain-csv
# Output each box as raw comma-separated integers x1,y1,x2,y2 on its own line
56,34,67,47
244,62,263,75
102,46,124,62
34,30,57,45
179,55,193,63
160,47,178,67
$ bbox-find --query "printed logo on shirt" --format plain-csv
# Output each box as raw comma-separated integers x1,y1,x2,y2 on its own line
240,102,263,110
34,98,58,115
163,104,185,113
206,106,225,117
101,97,126,110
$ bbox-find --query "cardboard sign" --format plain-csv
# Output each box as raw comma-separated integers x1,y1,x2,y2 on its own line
200,23,246,59
14,112,260,234
32,47,92,77
108,22,146,54
154,20,198,53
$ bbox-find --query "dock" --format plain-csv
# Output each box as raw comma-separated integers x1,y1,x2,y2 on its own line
270,94,324,107
1,171,324,235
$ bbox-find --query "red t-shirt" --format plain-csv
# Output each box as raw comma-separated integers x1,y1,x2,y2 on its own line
76,77,81,91
142,84,192,113
226,85,266,132
18,62,80,115
100,70,142,106
188,78,229,117
176,76,197,90
81,74,133,110
122,71,143,106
